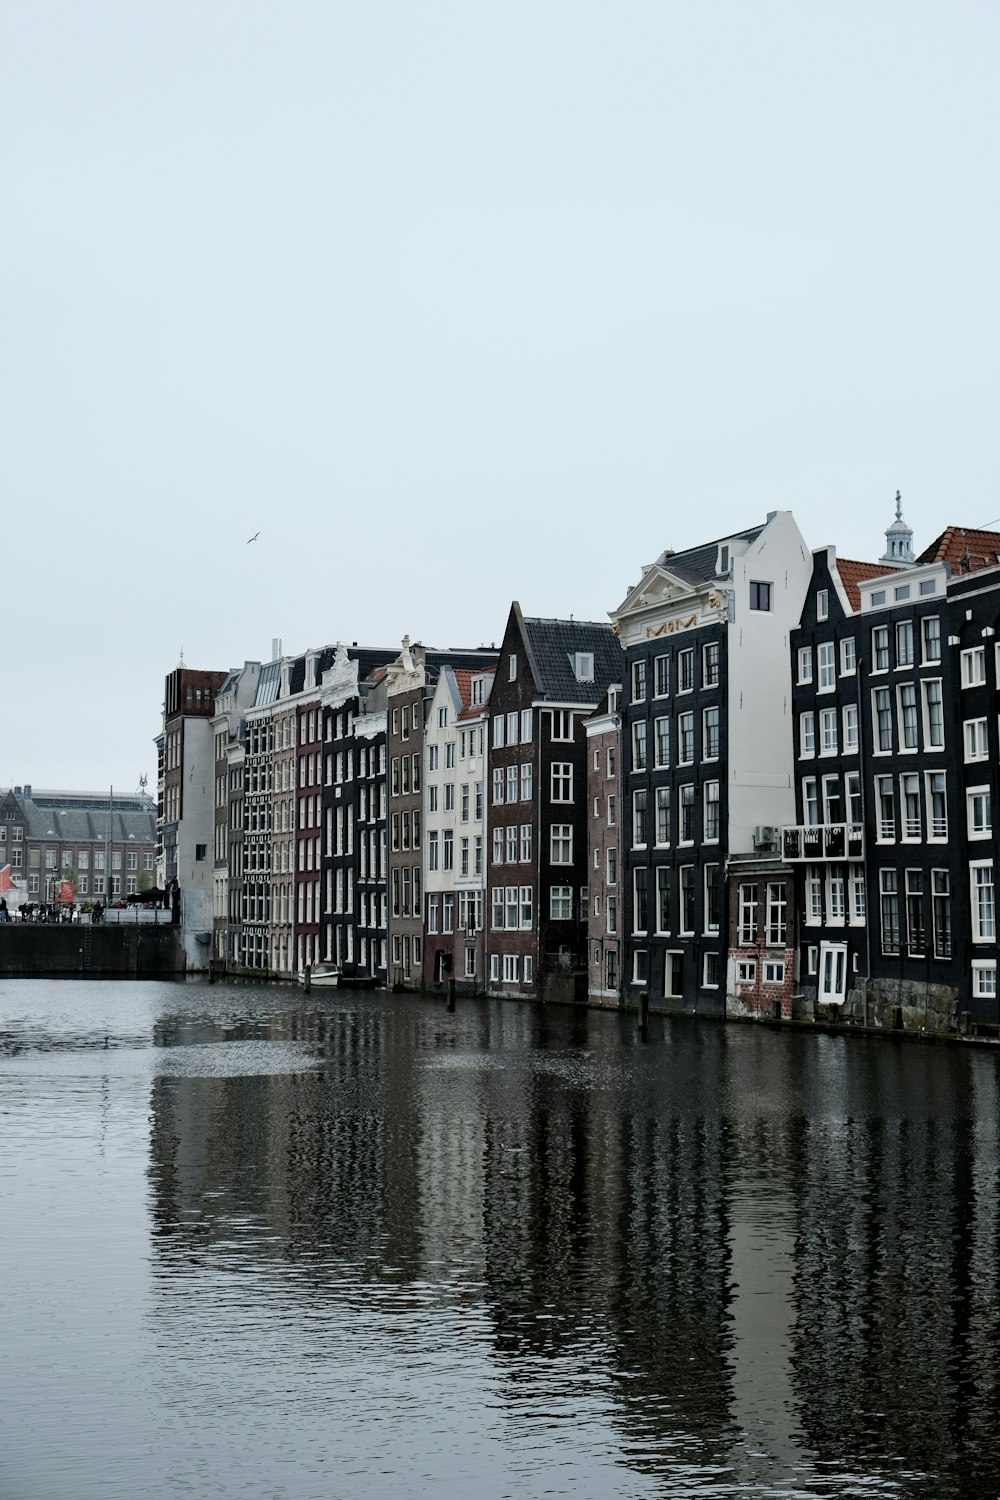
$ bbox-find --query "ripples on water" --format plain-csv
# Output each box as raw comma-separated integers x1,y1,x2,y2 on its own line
1,979,999,1499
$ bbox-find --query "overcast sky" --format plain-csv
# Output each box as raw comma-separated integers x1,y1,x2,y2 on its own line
4,0,998,792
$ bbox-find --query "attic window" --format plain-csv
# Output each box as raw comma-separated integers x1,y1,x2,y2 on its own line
471,676,486,706
508,654,517,682
718,544,730,575
573,651,594,683
870,589,886,606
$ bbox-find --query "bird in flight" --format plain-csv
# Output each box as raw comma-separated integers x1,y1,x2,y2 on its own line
247,532,260,544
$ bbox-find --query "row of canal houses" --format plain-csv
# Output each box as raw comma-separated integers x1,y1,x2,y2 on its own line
157,500,1000,1034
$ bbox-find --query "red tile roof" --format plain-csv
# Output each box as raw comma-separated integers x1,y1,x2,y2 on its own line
834,559,898,612
917,526,1000,575
454,667,494,719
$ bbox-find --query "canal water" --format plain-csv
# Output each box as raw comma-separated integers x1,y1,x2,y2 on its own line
1,980,998,1500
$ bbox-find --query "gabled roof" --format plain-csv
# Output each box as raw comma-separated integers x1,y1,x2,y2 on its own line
834,559,898,611
650,525,765,587
454,667,494,720
917,526,1000,575
521,615,622,703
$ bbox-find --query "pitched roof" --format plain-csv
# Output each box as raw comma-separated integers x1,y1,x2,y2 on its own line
917,526,1000,575
449,667,494,719
834,559,898,611
521,616,622,703
651,525,765,586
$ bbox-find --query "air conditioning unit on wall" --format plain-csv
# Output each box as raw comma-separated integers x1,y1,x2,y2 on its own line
753,825,779,849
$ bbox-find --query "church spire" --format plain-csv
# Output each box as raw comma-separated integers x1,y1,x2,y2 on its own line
880,489,914,564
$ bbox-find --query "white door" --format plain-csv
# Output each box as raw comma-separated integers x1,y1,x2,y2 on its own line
819,942,847,1003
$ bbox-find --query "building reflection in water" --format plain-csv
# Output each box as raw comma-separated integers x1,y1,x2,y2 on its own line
146,993,1000,1495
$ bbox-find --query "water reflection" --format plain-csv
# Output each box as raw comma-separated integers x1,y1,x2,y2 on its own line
2,980,999,1498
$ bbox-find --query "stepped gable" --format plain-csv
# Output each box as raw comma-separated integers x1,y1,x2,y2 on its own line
917,526,1000,576
834,559,897,611
521,616,622,702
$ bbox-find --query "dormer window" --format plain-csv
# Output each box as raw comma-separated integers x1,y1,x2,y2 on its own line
471,675,486,706
572,651,594,683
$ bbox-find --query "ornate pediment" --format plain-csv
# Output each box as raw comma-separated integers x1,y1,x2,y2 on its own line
611,566,729,648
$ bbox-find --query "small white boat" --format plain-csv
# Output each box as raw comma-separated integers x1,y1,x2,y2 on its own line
297,965,339,988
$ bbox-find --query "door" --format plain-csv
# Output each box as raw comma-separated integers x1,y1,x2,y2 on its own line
819,942,847,1004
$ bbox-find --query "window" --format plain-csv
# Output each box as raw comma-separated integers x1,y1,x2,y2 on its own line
520,762,532,802
972,863,995,942
802,775,819,828
973,962,997,1000
932,870,952,958
849,867,866,925
492,769,504,805
876,776,895,841
606,895,617,934
678,712,695,764
633,867,648,932
803,870,821,924
654,716,670,768
926,771,947,840
968,787,992,840
703,781,720,842
646,866,667,935
846,770,862,826
827,866,846,924
427,894,439,933
872,626,889,673
606,746,616,778
817,589,829,622
502,954,519,984
508,653,517,681
443,895,455,933
737,960,757,983
900,773,921,840
873,688,893,753
896,620,915,667
679,785,695,842
632,949,649,985
820,708,838,755
765,883,787,945
606,847,617,885
704,864,721,933
922,615,941,664
551,825,572,863
880,869,900,954
551,710,573,740
607,795,616,826
817,642,835,691
574,652,594,682
763,960,785,985
797,647,814,685
703,952,721,989
551,763,573,802
964,719,988,762
922,680,944,750
492,716,504,749
800,712,816,758
962,647,986,688
703,707,720,761
654,654,669,697
632,790,648,847
655,786,670,845
679,866,695,933
443,831,454,871
906,869,925,956
703,642,720,687
631,659,647,703
739,883,757,944
520,824,531,862
428,745,440,771
897,683,918,750
632,720,647,771
841,637,856,675
843,704,859,752
550,885,572,920
678,650,694,692
506,825,517,864
749,581,772,612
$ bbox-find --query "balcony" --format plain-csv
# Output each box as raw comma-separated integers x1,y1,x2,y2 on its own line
782,824,864,862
